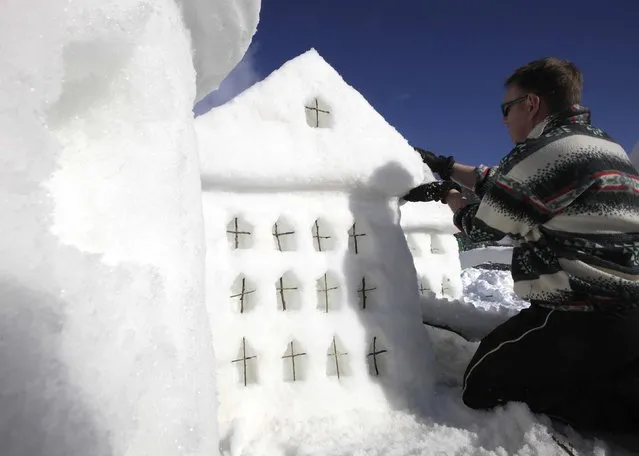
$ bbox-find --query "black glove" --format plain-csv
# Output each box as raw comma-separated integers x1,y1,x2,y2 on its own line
413,146,455,181
402,181,462,203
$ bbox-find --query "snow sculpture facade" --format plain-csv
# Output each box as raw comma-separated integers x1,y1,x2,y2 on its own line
400,195,463,301
196,49,450,446
0,1,260,455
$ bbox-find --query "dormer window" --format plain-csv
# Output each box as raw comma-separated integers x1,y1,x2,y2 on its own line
304,97,333,128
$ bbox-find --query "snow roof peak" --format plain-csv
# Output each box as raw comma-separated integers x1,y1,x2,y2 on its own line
196,49,432,195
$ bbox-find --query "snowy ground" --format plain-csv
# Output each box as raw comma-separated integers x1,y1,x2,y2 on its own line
419,268,527,342
227,267,632,455
457,267,525,313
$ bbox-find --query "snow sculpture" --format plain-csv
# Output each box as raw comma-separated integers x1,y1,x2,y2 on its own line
196,49,438,447
400,191,463,301
0,1,260,455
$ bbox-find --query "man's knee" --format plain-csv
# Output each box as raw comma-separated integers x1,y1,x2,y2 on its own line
461,370,505,410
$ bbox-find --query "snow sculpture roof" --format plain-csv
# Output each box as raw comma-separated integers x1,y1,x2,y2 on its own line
196,49,425,196
179,0,261,102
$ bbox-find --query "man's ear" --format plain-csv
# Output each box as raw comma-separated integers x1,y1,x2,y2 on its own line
528,93,541,115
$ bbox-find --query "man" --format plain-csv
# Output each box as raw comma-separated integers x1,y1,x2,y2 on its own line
404,57,639,434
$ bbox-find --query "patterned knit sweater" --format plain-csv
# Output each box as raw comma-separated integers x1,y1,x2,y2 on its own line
453,105,639,310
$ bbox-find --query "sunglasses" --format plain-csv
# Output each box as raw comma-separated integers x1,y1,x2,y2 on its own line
500,94,529,118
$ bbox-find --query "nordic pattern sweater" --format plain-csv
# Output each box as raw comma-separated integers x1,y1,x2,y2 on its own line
454,105,639,310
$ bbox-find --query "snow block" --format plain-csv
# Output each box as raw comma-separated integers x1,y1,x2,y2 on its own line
0,1,260,455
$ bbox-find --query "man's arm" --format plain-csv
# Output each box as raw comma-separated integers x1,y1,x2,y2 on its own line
411,147,495,196
441,190,503,243
411,146,549,242
445,170,552,243
402,171,544,243
450,163,480,190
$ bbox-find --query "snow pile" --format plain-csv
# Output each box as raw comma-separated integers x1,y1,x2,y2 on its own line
227,401,583,456
460,268,528,312
0,1,260,455
421,268,528,342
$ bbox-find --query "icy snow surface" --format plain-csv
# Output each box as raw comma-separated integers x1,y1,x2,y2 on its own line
0,1,259,455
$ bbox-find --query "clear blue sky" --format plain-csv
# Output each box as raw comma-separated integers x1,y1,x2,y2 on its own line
195,0,638,165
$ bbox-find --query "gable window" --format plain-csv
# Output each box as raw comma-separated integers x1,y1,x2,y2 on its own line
304,97,333,128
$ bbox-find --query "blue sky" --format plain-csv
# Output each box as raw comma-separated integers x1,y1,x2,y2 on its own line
195,0,638,165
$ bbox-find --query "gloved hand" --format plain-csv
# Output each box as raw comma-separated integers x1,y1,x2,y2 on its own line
413,146,455,181
402,181,462,203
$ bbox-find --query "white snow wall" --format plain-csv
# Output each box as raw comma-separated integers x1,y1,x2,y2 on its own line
0,1,260,455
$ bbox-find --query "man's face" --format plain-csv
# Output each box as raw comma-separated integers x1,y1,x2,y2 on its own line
501,85,536,143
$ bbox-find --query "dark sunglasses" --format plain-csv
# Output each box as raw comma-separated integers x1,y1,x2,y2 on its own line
500,94,529,118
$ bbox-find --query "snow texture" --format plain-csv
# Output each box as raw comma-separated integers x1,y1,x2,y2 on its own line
0,1,259,455
197,49,444,451
197,49,425,194
177,0,261,102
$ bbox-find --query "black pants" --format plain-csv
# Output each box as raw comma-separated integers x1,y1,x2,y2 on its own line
462,303,639,434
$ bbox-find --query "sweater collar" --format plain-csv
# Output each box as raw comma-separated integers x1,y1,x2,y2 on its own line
526,104,592,140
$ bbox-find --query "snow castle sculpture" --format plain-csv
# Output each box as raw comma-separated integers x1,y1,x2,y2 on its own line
0,1,260,455
196,49,456,446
